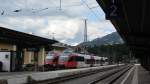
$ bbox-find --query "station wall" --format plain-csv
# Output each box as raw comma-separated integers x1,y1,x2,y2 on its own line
24,49,34,64
0,42,16,71
0,42,16,51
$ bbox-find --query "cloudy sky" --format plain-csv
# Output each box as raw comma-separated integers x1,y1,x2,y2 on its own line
0,0,116,46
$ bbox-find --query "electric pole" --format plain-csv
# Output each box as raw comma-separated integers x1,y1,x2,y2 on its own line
52,32,55,40
83,19,88,54
59,0,62,11
84,19,88,42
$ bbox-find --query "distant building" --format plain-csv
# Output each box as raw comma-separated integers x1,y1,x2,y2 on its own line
50,42,71,53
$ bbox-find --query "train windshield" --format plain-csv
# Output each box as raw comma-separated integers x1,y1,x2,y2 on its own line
59,56,68,62
46,56,53,60
63,49,73,54
46,52,56,59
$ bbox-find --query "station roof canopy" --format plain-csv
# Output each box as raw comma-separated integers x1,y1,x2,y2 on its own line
0,27,58,48
96,0,150,57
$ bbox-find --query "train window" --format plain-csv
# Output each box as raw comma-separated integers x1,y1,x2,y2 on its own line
95,60,99,64
91,59,95,63
46,56,53,60
68,57,74,62
85,59,92,64
75,56,84,62
5,54,9,59
63,49,73,54
46,56,53,62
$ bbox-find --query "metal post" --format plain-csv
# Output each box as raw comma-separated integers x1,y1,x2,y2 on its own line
59,0,62,10
52,32,55,40
83,19,88,54
84,19,87,42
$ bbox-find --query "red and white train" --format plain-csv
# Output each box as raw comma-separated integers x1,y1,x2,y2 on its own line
58,53,106,69
45,50,108,69
45,51,60,69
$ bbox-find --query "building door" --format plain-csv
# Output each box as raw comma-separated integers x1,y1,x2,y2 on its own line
0,51,11,71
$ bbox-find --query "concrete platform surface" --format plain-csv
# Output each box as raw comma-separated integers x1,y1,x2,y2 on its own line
138,65,150,84
0,65,118,84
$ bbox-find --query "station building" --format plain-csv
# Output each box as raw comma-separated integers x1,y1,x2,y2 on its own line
0,27,57,72
51,42,71,52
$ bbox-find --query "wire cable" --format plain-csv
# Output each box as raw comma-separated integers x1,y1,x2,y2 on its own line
81,0,102,21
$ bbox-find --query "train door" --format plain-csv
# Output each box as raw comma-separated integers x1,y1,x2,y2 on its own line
76,56,85,68
53,56,59,67
67,56,75,68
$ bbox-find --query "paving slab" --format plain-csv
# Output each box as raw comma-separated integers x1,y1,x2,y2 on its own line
138,65,150,84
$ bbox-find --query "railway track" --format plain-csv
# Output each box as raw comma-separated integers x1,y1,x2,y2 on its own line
88,65,132,84
26,65,131,84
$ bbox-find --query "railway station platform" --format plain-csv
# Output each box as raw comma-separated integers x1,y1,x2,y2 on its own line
138,65,150,84
127,64,150,84
0,65,118,84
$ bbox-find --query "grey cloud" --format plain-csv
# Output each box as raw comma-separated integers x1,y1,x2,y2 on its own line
0,0,116,45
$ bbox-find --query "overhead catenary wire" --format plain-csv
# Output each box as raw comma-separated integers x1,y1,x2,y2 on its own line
32,8,48,13
0,0,101,16
81,0,102,21
16,0,85,13
51,0,84,8
60,3,83,8
13,9,22,12
89,5,99,9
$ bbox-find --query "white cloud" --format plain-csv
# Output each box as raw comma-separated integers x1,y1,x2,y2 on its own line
80,20,116,41
0,0,116,46
41,17,82,40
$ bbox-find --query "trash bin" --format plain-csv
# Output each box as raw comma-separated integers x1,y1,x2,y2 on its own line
0,61,3,71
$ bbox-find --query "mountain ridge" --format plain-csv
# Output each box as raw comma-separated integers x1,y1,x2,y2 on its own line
78,32,124,47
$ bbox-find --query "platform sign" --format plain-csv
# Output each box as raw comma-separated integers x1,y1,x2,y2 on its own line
105,0,123,20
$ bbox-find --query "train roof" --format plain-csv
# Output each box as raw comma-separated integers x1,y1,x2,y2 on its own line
69,53,91,59
93,56,101,60
83,55,91,59
102,57,108,60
